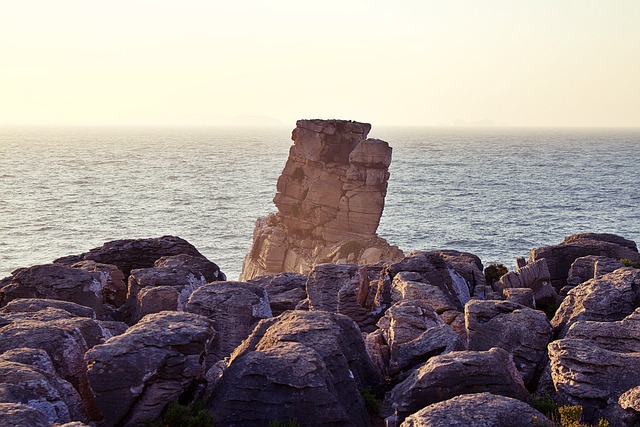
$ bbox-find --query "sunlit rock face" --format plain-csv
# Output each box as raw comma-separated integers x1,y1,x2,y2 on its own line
240,119,403,280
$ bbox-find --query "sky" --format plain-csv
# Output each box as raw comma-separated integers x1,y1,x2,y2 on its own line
1,0,639,127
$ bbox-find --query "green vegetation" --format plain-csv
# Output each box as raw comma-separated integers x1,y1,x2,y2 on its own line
362,386,381,416
144,400,213,427
531,398,609,427
484,263,509,285
533,394,560,421
268,419,299,427
621,258,640,268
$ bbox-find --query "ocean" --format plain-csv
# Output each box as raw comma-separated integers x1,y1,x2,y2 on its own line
1,126,639,280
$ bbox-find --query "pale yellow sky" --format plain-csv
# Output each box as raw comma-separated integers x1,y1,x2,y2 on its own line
1,0,639,127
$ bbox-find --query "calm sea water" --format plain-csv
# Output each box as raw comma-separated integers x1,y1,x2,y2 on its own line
1,126,639,280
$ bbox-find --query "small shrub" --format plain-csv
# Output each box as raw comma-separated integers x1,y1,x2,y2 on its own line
559,405,582,427
144,400,213,427
532,394,559,420
621,258,640,269
268,420,298,427
484,263,508,285
362,386,381,416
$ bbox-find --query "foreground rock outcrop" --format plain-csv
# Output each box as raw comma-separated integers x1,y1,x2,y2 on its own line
240,120,403,280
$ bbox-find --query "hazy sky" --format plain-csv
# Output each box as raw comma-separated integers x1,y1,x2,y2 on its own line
1,0,639,127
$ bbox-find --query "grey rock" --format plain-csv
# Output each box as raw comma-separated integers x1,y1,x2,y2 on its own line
398,392,551,427
247,272,308,315
85,311,215,426
566,255,625,287
503,288,536,308
54,236,208,278
70,260,127,308
551,267,640,337
529,233,640,289
208,310,382,426
497,258,558,307
154,253,226,282
388,347,530,424
185,281,271,364
1,298,96,319
0,402,51,427
0,264,106,318
465,300,552,386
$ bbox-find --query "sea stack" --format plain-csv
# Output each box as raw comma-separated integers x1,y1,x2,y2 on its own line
240,119,403,280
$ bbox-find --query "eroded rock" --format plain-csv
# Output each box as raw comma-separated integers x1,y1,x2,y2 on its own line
240,120,402,280
399,392,551,427
246,272,308,315
85,311,215,426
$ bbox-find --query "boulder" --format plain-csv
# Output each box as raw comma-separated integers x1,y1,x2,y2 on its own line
387,348,530,424
185,281,271,363
399,392,551,427
70,260,127,308
0,264,107,318
124,265,210,324
240,120,402,280
503,288,536,308
246,272,308,315
465,300,552,386
0,348,86,424
496,258,558,307
0,402,51,427
551,267,640,337
529,233,640,289
207,310,382,426
375,251,473,313
85,311,215,426
0,307,126,420
619,386,640,425
153,253,226,282
566,255,625,288
432,250,486,290
54,236,207,278
1,298,95,319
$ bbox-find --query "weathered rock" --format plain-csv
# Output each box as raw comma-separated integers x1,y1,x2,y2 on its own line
564,308,640,352
497,258,558,307
377,300,446,376
549,338,640,425
207,310,382,426
0,307,125,421
0,264,106,318
398,392,551,427
390,324,464,376
85,311,215,426
433,250,486,290
529,233,640,289
376,251,473,313
154,253,226,282
54,236,207,278
551,267,640,337
465,300,552,386
185,281,271,363
566,255,625,288
503,288,536,308
1,298,96,319
247,272,308,316
619,386,640,425
0,402,51,427
0,348,86,424
124,265,210,324
387,348,530,424
70,260,127,308
240,120,403,280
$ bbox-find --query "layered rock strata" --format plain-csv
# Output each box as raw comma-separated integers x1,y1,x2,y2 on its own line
240,119,403,280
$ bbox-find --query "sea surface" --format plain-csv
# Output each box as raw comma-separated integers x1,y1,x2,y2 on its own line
1,126,639,280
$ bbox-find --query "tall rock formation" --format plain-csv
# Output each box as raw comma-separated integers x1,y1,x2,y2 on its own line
240,119,402,280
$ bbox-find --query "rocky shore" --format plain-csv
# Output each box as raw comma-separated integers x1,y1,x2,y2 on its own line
0,120,639,427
